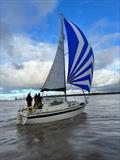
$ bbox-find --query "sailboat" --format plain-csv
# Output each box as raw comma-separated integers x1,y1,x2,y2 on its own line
17,15,94,124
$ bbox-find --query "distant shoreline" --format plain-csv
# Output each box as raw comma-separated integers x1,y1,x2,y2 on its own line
0,92,119,101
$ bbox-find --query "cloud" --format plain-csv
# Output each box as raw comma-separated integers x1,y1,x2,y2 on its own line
8,35,56,58
95,46,120,69
0,33,119,92
88,19,120,71
0,20,13,62
89,18,120,34
12,63,24,70
0,60,52,90
0,34,57,90
1,33,56,66
91,18,109,31
87,18,120,92
109,58,120,72
0,0,59,28
93,68,120,88
0,16,120,94
0,20,12,48
91,32,120,51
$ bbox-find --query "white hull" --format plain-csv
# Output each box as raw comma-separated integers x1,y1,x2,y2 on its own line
17,101,86,125
27,105,84,124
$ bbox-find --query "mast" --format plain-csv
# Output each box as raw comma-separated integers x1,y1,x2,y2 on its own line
60,14,67,101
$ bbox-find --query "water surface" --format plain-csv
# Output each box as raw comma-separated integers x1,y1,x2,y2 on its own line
0,94,120,160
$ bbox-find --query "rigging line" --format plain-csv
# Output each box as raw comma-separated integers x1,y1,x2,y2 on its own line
70,85,76,102
82,89,88,103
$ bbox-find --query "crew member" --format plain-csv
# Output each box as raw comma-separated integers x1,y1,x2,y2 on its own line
26,92,32,107
34,93,38,108
37,93,43,109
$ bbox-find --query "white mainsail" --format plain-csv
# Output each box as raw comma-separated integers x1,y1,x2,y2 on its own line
41,16,66,92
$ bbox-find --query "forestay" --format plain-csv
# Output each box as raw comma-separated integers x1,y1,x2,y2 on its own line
64,18,94,92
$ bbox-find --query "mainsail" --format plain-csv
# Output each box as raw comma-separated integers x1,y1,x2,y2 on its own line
64,18,94,92
41,16,66,92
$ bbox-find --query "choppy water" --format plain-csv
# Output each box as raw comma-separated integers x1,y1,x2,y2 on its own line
0,94,120,160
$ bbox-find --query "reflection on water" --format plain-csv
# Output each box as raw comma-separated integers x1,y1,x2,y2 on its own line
15,113,87,160
0,95,120,160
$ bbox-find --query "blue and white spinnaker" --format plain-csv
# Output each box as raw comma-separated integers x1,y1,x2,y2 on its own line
64,18,94,92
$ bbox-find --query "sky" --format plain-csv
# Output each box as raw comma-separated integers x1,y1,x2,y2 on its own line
0,0,120,100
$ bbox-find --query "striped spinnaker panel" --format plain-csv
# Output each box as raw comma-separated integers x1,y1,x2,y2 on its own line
64,18,94,92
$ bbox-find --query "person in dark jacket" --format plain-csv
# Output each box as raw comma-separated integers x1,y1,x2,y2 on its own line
37,93,43,109
33,93,38,108
26,92,32,107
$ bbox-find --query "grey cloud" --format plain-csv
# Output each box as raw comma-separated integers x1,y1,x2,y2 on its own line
89,20,120,71
0,20,18,65
0,28,56,71
0,0,59,29
0,20,13,54
93,80,120,92
0,60,52,90
95,46,119,69
12,63,24,70
7,45,16,56
0,21,22,68
91,33,120,51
